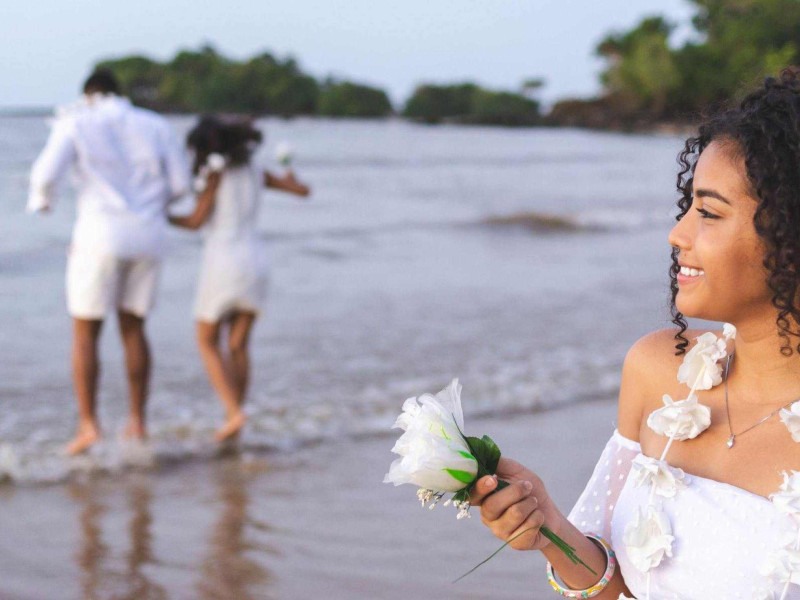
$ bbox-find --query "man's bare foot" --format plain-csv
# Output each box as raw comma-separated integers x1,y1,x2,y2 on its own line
66,423,100,456
215,411,246,442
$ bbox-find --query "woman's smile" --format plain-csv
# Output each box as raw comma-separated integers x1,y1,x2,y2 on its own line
677,264,705,284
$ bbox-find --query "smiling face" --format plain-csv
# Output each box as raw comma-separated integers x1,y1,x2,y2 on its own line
668,140,772,324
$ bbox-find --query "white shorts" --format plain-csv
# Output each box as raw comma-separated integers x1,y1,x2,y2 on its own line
66,250,161,320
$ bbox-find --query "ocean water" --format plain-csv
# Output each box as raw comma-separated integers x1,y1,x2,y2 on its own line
0,116,684,483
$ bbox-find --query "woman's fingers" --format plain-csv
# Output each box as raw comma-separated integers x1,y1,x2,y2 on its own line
504,506,546,548
469,475,498,506
480,480,534,522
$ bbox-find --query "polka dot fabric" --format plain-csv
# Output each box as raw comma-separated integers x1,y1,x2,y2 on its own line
569,431,799,598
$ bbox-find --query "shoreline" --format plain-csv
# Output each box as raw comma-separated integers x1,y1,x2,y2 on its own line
0,396,618,599
0,109,693,136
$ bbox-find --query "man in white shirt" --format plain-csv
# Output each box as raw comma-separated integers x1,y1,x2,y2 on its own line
28,70,190,454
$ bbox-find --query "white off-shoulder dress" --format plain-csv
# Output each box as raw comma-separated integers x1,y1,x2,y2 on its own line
194,164,268,323
568,430,800,599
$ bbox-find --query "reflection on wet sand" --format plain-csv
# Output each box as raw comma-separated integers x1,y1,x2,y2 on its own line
70,477,167,600
196,463,273,600
66,460,275,599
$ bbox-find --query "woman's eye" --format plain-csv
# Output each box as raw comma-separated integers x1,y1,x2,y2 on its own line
695,207,720,220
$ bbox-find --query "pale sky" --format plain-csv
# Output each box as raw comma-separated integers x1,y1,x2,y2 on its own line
2,0,695,108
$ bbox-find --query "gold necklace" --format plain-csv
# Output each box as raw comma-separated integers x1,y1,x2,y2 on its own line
723,353,799,448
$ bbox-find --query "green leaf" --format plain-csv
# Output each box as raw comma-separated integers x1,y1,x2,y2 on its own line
465,435,502,478
445,468,477,485
479,435,501,473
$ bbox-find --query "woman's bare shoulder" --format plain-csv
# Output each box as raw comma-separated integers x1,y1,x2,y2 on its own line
616,328,712,440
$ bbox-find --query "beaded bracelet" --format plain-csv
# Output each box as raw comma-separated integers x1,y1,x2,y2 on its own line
545,534,616,598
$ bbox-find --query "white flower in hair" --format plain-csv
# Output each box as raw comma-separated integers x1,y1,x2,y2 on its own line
623,505,674,573
770,471,800,523
676,331,728,390
193,153,227,192
647,394,711,441
780,403,800,442
630,454,688,498
206,153,226,172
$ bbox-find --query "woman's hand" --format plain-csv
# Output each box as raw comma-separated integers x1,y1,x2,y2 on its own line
470,457,563,551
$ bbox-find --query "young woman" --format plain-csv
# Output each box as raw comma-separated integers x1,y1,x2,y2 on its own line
170,116,310,442
471,70,800,598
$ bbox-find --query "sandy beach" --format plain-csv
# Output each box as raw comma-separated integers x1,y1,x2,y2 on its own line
0,397,617,599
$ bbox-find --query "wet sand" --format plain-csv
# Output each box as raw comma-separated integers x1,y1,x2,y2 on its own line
0,397,617,600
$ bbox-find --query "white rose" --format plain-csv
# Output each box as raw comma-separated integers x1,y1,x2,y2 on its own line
780,403,800,443
647,394,711,441
677,331,728,391
623,505,674,573
770,471,800,522
630,454,688,498
723,322,737,340
384,380,478,493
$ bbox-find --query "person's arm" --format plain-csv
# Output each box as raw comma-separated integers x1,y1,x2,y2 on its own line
28,118,77,213
160,121,191,202
264,169,310,197
469,335,658,598
168,172,222,230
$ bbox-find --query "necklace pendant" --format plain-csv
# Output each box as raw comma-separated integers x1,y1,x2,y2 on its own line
726,434,735,449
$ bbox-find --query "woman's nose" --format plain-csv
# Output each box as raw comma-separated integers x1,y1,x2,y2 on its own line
668,210,693,252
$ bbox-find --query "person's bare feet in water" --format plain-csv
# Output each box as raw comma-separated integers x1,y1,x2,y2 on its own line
66,421,101,455
215,411,246,442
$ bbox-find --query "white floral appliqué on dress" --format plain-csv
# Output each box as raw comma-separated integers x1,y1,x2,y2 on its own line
568,430,800,599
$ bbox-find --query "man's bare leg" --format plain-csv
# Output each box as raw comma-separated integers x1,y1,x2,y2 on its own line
196,320,245,442
118,311,150,441
69,318,104,455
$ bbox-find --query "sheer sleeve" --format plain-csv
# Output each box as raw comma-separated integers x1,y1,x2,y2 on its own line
567,430,641,540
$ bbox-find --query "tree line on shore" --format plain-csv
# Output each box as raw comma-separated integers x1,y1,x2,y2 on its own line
97,0,800,130
96,45,541,126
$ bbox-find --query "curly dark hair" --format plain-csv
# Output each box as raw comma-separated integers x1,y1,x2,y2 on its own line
187,115,263,175
671,67,800,355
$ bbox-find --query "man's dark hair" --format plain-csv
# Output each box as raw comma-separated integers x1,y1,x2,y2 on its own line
82,69,121,95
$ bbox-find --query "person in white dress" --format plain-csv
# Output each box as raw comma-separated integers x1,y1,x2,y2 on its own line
470,69,800,598
169,116,310,442
28,70,190,455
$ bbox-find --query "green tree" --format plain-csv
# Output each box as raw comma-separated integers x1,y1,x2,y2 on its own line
592,1,800,123
468,89,539,126
318,80,393,117
96,46,320,115
403,83,479,123
596,16,681,117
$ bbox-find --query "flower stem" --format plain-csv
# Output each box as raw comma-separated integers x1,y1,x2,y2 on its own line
458,479,598,579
